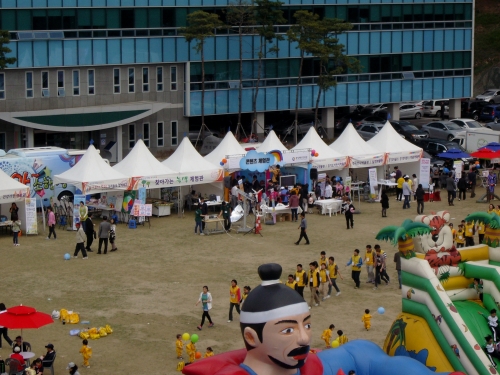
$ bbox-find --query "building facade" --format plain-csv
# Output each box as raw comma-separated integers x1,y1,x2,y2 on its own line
0,0,473,160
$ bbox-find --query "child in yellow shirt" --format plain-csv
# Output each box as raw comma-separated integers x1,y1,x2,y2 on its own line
79,339,92,368
337,329,349,345
204,347,214,358
186,341,197,363
456,225,465,248
321,324,335,348
361,309,372,331
176,334,184,359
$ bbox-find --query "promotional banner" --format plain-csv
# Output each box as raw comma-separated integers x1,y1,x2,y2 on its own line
312,158,348,171
122,190,136,214
25,198,37,235
318,173,326,197
73,195,86,230
349,155,385,168
282,150,310,165
386,150,422,164
149,169,224,188
345,176,352,195
239,150,276,172
454,160,463,180
138,187,146,203
368,168,378,199
419,158,431,189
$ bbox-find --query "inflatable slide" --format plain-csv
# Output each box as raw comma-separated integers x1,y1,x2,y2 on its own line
380,211,500,375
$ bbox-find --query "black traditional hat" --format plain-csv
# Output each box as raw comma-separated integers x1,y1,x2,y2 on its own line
240,263,309,324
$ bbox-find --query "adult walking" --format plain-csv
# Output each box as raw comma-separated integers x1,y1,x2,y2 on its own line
446,172,457,206
373,248,389,289
289,191,300,222
343,199,355,229
416,184,425,214
195,286,214,330
218,201,231,231
468,168,477,198
295,212,310,245
457,174,467,201
346,249,363,289
381,189,389,217
200,198,208,232
73,223,87,259
402,176,411,209
0,303,13,348
84,214,95,252
46,207,56,240
97,216,111,254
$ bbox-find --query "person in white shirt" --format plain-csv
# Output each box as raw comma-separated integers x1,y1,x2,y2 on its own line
480,309,500,341
485,335,500,365
325,183,333,199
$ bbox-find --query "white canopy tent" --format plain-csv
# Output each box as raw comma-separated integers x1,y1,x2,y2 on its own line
161,137,224,187
113,139,176,190
292,127,347,171
257,130,288,153
329,123,385,168
204,131,246,172
0,168,30,204
53,145,131,194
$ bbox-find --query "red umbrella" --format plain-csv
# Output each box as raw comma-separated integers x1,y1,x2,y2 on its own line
470,149,500,159
0,305,54,351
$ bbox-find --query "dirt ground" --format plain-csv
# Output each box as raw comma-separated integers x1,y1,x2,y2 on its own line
0,189,485,373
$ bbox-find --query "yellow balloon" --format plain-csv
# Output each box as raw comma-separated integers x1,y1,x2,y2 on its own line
182,333,190,341
331,339,340,348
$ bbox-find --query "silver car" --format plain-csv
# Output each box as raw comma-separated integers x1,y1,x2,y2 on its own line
476,89,500,104
399,103,423,119
421,121,466,141
423,100,449,117
450,118,483,129
356,123,384,141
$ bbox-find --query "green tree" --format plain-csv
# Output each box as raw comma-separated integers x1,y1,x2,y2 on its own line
309,18,359,129
287,11,357,143
181,11,224,143
0,30,16,69
226,0,255,140
252,0,285,137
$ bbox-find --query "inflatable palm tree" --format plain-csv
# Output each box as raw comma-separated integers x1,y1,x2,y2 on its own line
465,212,500,246
376,219,432,258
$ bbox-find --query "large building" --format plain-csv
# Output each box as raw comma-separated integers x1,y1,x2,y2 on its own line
0,0,473,160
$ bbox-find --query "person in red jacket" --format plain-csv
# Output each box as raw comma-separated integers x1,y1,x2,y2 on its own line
10,346,25,371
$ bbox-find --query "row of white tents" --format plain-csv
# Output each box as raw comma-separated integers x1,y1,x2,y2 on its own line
0,121,423,201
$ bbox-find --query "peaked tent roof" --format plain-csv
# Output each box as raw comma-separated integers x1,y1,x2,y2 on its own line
329,123,385,168
367,121,423,164
257,130,288,153
204,131,246,168
113,139,176,189
53,145,131,194
292,127,347,171
161,137,223,186
0,168,30,203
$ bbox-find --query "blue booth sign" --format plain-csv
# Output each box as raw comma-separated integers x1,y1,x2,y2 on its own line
240,150,276,172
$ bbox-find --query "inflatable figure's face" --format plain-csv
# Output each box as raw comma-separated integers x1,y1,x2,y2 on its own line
243,311,311,370
413,211,461,268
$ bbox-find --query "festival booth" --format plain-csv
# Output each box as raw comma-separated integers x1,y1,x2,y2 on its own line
53,145,131,227
0,168,33,234
367,122,423,200
161,137,224,214
113,139,177,217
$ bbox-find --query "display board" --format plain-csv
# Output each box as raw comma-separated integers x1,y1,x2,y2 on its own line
25,198,37,235
419,158,430,189
280,175,296,187
73,195,86,230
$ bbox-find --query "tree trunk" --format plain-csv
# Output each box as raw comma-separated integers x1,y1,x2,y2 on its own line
398,237,416,258
237,25,243,139
201,43,205,141
294,51,304,145
314,62,323,129
253,37,264,138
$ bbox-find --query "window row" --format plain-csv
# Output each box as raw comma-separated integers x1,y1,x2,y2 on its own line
22,66,176,98
189,52,472,82
0,3,472,31
128,121,177,148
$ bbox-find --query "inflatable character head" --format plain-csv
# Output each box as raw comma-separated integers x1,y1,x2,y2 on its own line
240,263,312,372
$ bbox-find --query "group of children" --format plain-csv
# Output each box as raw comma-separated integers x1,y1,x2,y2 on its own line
320,309,372,349
176,334,214,364
479,309,500,367
450,219,485,248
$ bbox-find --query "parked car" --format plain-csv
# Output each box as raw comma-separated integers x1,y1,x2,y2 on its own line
362,103,388,115
476,89,500,104
281,122,327,138
423,100,449,117
390,121,428,142
356,123,384,141
399,103,424,119
461,100,489,120
421,121,466,140
479,104,500,123
449,118,483,129
415,138,473,170
335,114,385,131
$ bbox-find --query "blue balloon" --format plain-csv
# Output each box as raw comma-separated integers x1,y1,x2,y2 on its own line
336,177,340,182
378,307,385,314
64,253,71,260
476,164,480,169
220,162,224,166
